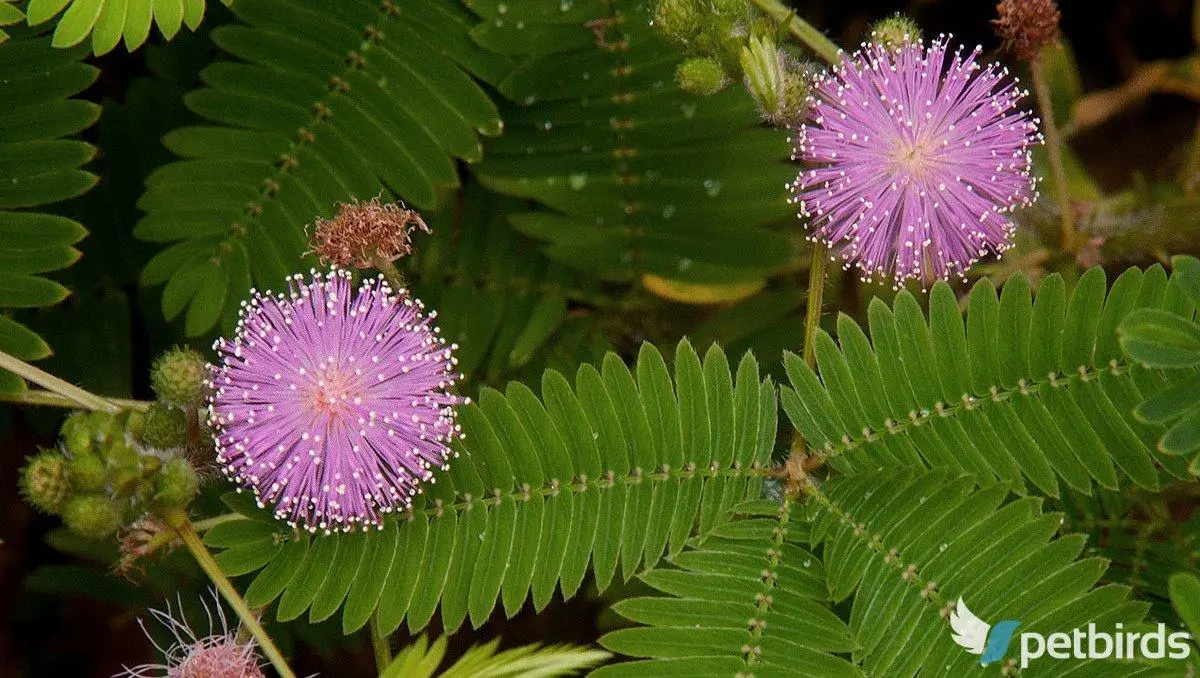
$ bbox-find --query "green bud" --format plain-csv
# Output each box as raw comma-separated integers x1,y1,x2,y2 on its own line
869,13,922,49
740,35,785,118
154,457,199,507
85,410,123,448
124,409,146,441
675,57,729,95
19,450,71,514
62,494,120,539
68,453,107,493
150,347,207,407
63,423,92,457
653,0,703,45
141,403,188,449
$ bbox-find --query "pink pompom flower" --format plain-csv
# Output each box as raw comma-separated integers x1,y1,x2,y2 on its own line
789,36,1042,287
206,269,464,534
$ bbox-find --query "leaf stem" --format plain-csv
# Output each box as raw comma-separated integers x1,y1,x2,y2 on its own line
369,249,407,291
750,0,841,64
163,508,295,678
1030,56,1076,252
0,350,120,413
369,614,392,675
0,388,149,411
801,243,828,368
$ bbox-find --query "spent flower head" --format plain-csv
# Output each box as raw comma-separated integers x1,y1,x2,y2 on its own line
310,196,430,269
117,593,264,678
206,269,464,534
994,0,1061,61
789,36,1041,287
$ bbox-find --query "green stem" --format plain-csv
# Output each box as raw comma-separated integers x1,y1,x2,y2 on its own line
750,0,841,64
0,388,149,411
164,508,295,678
1030,56,1076,252
0,350,120,413
369,249,407,291
801,243,828,368
370,614,392,675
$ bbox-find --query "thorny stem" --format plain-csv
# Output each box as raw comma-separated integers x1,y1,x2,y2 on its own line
1030,56,1076,252
369,249,407,291
0,350,121,413
369,614,392,675
163,508,295,678
0,388,149,411
801,244,828,368
750,0,841,64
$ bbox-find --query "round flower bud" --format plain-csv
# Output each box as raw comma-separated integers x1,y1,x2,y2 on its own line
676,57,729,95
60,412,92,456
994,0,1061,61
869,13,922,49
122,408,146,441
150,347,207,407
20,451,71,514
68,453,108,493
86,410,119,443
63,494,120,538
653,0,703,45
154,457,199,507
141,403,188,449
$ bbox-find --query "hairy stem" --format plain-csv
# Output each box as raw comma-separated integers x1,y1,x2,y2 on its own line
0,388,149,410
370,614,392,675
750,0,841,64
163,508,295,678
802,244,828,368
369,249,407,291
1030,56,1076,252
0,350,120,413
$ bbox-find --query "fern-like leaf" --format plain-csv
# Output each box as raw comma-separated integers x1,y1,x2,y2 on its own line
203,340,777,637
782,264,1200,497
0,32,97,394
383,634,609,678
137,0,504,335
467,0,798,287
604,470,1162,676
24,0,228,54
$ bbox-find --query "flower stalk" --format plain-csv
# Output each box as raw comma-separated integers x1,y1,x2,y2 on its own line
802,244,828,368
0,388,149,410
370,614,392,674
749,0,840,65
1031,56,1077,252
161,506,295,678
0,350,121,413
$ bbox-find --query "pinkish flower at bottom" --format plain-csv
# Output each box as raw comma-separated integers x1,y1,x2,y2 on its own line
116,595,264,678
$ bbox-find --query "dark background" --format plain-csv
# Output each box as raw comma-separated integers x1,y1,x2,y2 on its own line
2,0,1196,675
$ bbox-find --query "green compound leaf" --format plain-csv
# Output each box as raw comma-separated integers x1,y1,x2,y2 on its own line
0,35,96,394
783,263,1200,495
204,341,776,636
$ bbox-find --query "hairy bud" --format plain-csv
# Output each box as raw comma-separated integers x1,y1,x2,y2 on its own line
994,0,1061,61
141,403,188,450
310,197,429,269
63,494,120,538
869,13,922,48
20,450,71,514
676,57,729,95
154,457,199,507
653,0,704,45
68,452,108,493
151,347,207,407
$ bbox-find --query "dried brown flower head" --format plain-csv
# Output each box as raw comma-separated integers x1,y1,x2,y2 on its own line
310,196,430,269
993,0,1061,61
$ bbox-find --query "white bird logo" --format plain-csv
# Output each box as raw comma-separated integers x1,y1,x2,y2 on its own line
949,597,990,655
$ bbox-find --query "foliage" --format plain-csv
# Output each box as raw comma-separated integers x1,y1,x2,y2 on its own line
0,31,96,394
382,634,608,678
22,0,228,53
783,263,1200,496
202,340,776,637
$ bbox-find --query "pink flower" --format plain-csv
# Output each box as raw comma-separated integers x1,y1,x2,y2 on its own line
207,269,464,534
789,36,1042,287
117,594,264,678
